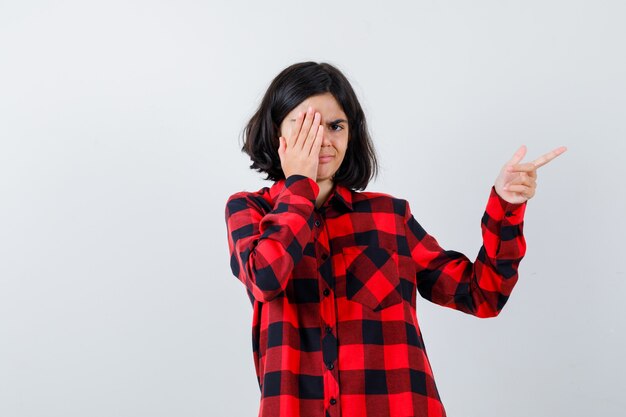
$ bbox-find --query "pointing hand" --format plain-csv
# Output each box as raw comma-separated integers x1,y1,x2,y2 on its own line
494,145,567,204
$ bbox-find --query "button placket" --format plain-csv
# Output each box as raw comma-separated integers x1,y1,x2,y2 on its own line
314,209,340,413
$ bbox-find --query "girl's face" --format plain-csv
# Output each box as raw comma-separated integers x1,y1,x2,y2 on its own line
279,92,350,184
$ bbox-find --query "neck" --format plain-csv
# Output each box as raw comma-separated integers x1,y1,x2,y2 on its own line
315,179,334,209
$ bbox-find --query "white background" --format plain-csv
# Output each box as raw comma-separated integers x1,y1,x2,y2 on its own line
1,1,625,416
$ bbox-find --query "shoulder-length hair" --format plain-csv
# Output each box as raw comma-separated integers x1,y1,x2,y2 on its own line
240,61,378,191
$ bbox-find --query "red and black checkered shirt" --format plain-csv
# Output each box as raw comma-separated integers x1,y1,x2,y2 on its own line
225,174,527,417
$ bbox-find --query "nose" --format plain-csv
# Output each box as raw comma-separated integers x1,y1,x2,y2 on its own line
321,129,332,146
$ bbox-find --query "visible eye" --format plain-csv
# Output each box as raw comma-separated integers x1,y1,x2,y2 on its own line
330,124,344,132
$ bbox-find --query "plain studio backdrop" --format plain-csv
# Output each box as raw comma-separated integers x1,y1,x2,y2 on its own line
1,1,625,416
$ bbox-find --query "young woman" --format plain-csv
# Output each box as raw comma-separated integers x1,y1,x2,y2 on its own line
224,61,566,417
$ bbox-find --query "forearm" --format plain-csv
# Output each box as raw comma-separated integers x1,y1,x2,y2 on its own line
408,186,527,317
225,175,319,302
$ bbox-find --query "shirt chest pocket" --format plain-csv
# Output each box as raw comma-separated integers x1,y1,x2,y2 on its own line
342,246,403,311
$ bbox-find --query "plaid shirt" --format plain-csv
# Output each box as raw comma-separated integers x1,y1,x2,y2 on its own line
225,174,527,417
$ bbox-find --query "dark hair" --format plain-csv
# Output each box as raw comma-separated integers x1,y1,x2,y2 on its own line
240,61,378,190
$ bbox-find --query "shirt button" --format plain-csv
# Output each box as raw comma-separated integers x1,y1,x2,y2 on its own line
323,288,330,297
314,219,321,227
325,326,332,334
327,362,334,370
330,398,337,405
505,211,513,217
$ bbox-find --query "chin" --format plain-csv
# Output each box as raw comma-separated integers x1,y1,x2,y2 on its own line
317,169,337,181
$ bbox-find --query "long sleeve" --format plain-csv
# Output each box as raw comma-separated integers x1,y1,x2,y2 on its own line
225,175,320,303
404,185,527,318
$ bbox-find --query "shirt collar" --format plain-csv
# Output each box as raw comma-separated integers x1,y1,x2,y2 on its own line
269,178,354,212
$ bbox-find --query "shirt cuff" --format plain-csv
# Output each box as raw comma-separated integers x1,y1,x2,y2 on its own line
280,174,320,204
487,185,527,224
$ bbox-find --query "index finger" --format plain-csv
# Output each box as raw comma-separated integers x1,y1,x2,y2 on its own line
532,146,568,168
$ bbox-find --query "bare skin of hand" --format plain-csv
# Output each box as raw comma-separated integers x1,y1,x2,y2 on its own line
278,106,324,180
494,145,568,204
